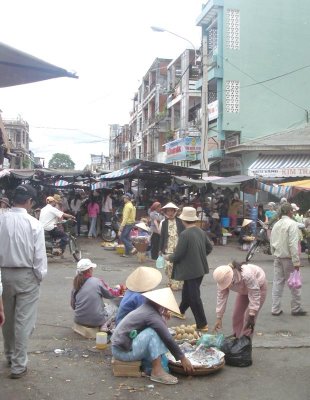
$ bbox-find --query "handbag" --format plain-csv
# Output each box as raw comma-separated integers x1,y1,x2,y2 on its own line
287,269,302,289
156,255,165,269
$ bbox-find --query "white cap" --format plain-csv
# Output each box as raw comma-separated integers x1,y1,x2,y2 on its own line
76,259,97,273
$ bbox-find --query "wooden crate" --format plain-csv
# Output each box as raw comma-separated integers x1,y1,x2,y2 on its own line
112,358,142,377
72,323,99,339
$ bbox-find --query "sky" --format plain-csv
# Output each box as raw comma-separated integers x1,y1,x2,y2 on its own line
0,0,204,170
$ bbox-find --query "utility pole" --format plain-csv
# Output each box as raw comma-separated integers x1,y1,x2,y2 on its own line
200,33,208,171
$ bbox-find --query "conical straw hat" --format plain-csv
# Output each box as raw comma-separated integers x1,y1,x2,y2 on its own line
142,287,181,315
126,266,162,292
161,202,179,210
242,219,253,228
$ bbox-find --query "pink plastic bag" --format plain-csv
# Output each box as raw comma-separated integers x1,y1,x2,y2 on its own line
287,270,302,289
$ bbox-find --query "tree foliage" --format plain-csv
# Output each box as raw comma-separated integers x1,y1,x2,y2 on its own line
48,153,75,170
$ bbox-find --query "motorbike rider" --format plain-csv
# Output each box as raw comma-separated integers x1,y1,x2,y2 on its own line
39,195,76,254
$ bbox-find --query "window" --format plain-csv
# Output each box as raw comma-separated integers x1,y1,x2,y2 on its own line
225,80,240,113
227,9,240,50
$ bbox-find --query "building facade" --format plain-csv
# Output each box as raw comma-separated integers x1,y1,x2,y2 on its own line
3,117,34,169
196,0,310,177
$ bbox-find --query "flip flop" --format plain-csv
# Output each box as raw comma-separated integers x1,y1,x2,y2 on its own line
150,373,178,385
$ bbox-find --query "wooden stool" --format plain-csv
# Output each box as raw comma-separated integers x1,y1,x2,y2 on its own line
112,357,142,377
72,322,99,339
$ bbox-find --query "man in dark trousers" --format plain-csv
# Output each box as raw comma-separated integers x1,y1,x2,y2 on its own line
165,206,213,331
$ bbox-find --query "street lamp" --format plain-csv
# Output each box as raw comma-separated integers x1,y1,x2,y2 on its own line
150,26,197,65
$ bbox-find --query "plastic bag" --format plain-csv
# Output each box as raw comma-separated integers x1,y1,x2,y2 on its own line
156,255,165,269
197,333,225,349
220,335,252,367
287,269,302,289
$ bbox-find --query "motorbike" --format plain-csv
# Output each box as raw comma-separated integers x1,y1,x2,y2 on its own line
246,219,271,262
45,219,82,261
101,211,122,242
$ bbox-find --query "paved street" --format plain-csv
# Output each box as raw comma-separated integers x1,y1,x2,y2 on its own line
1,237,309,400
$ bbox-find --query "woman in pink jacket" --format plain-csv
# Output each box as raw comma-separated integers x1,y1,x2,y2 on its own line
213,261,267,337
87,198,100,238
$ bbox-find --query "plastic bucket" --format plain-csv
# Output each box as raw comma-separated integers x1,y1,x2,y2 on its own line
221,217,230,228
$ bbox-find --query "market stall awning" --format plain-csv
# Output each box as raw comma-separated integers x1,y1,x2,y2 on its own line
172,175,222,188
279,179,310,191
257,182,292,198
248,154,310,178
100,165,141,181
0,42,77,88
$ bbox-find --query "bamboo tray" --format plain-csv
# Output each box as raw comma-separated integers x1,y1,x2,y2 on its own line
168,360,225,376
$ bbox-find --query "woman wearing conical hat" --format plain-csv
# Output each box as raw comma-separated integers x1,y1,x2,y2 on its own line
111,287,194,384
115,266,162,325
159,202,185,291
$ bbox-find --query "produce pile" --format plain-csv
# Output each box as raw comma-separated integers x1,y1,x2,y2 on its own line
170,324,200,342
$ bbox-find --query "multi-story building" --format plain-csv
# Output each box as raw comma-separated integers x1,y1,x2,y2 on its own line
3,117,34,169
196,0,310,177
109,124,132,171
129,58,171,163
165,49,202,167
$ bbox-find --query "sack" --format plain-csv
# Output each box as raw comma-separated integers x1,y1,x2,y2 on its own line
220,335,252,367
156,255,165,269
287,269,302,289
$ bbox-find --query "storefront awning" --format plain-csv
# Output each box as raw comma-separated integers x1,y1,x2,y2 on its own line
0,42,77,88
248,154,310,178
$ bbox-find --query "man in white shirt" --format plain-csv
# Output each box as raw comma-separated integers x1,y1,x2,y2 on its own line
39,196,75,253
270,203,307,316
0,184,47,378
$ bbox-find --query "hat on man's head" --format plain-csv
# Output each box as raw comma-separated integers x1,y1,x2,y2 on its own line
161,202,179,210
179,206,198,221
142,287,180,314
126,266,162,292
14,184,37,202
213,265,234,290
0,197,10,207
53,194,62,203
123,192,132,200
212,212,220,219
46,196,56,203
76,258,97,273
291,203,299,212
242,219,253,228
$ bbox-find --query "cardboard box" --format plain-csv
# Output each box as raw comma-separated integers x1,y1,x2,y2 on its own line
112,358,142,377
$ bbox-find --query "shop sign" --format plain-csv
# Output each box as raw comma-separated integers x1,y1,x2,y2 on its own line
220,158,242,172
249,167,310,177
165,137,201,162
208,100,218,121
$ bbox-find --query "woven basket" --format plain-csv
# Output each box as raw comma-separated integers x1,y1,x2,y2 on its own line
132,240,148,252
168,360,225,376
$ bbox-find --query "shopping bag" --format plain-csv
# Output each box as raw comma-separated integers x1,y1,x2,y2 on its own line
156,255,165,269
287,269,302,289
220,335,252,367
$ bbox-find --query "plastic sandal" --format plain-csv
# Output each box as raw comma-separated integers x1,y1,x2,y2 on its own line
150,373,178,385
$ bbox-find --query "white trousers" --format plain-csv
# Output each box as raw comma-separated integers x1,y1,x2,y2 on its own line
271,257,302,314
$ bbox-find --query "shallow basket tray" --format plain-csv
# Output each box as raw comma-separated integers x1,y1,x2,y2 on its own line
168,360,225,376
